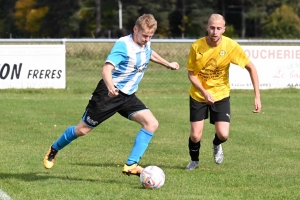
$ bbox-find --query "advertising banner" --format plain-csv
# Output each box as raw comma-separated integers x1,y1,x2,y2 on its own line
0,45,65,89
230,46,300,89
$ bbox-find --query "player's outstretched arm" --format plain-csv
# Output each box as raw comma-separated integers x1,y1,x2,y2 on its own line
245,61,262,113
150,50,180,70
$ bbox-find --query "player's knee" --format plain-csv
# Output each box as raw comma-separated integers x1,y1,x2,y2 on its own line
145,119,159,133
75,126,92,136
217,133,229,141
152,119,159,131
190,134,201,143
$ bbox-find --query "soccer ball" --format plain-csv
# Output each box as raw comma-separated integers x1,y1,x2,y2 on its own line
140,165,165,189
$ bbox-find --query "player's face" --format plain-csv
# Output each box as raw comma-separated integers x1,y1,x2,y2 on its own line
133,26,154,47
206,19,225,45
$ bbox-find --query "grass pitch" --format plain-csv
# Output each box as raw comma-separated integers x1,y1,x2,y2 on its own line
1,87,300,200
1,43,300,199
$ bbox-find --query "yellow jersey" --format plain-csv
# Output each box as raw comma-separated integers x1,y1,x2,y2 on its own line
187,36,250,102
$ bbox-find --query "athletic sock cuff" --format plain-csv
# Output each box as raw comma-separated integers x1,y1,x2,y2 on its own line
140,128,154,136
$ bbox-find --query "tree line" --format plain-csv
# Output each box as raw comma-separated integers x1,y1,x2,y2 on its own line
0,0,299,39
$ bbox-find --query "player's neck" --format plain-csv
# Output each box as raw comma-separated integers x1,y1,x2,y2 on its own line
206,36,222,47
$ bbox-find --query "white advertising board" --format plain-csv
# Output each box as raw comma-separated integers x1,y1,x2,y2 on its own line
0,45,65,89
230,46,300,89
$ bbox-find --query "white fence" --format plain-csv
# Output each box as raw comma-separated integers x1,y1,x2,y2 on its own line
0,39,300,89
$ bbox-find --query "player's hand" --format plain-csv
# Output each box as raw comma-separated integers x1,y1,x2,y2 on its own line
252,97,261,113
203,91,214,105
108,88,119,98
167,62,180,70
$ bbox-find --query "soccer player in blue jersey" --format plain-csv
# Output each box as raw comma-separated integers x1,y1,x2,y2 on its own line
43,14,180,176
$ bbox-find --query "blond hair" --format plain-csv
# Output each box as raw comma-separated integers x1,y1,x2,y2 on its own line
135,14,157,32
208,14,226,25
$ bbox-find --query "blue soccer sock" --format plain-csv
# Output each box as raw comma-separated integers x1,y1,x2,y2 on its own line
126,128,154,165
52,126,78,151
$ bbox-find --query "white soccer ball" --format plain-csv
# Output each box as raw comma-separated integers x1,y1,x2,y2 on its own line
140,165,165,189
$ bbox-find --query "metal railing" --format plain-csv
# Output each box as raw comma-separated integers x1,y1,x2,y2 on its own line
1,39,299,91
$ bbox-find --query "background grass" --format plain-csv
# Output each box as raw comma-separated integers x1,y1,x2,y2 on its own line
1,87,300,200
1,42,300,199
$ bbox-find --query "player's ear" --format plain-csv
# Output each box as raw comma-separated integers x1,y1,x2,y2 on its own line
223,26,226,34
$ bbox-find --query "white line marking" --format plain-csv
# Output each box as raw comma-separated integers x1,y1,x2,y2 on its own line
0,189,12,200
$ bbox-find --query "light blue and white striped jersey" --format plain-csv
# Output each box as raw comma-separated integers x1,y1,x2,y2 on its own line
105,34,152,95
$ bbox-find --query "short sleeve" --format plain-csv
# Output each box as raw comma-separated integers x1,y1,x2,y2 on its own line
105,41,127,69
230,43,250,68
186,45,198,72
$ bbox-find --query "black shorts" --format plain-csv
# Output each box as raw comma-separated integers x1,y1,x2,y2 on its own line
190,96,230,124
82,79,148,128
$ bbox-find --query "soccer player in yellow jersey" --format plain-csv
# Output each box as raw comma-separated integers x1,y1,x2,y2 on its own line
185,14,262,170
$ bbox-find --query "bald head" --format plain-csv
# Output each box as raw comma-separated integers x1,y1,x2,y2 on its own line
208,14,226,26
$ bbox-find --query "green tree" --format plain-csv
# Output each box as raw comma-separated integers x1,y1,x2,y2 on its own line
262,4,300,39
13,0,49,37
36,0,80,38
77,0,120,38
168,0,217,38
121,0,176,38
223,25,238,39
185,5,214,38
285,0,300,17
2,0,300,38
0,0,18,38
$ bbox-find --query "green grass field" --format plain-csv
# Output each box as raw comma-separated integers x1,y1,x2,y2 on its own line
1,87,300,200
1,44,300,199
